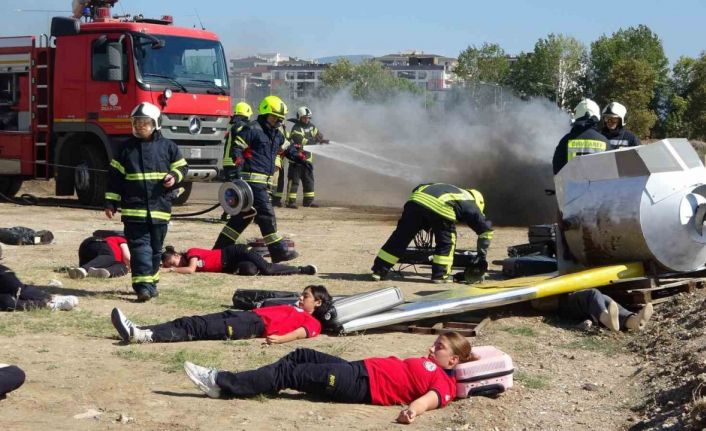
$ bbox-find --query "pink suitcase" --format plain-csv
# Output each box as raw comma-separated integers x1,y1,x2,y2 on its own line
455,345,513,398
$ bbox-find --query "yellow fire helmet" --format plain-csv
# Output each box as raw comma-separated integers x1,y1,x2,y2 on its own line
258,95,288,119
467,188,485,213
234,101,253,118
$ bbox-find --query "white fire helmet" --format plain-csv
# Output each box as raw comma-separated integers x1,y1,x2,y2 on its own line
602,102,627,126
130,102,162,131
573,99,601,122
296,106,312,120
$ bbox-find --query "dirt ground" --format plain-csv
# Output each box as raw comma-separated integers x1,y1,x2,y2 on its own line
0,181,668,430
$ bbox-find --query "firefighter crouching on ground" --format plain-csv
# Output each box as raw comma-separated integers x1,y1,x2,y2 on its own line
104,102,188,301
601,101,641,150
283,106,329,209
213,95,299,263
552,98,610,175
371,184,493,283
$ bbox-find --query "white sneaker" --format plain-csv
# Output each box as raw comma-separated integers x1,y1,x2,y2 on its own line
67,267,87,280
625,302,654,331
131,327,154,344
48,295,78,311
111,308,135,342
87,267,111,279
184,361,221,398
598,301,620,332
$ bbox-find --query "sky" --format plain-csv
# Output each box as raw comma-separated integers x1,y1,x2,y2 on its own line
1,0,704,65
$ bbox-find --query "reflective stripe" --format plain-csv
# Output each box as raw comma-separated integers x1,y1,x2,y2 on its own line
377,249,399,265
272,191,283,198
222,135,234,166
219,225,241,241
125,172,168,181
150,211,171,221
153,271,160,282
303,192,315,197
171,168,184,183
410,191,456,220
132,274,155,284
170,158,187,170
105,192,121,201
235,135,248,149
567,139,607,162
437,190,472,204
110,159,126,175
121,208,171,221
479,230,494,240
263,232,282,245
241,171,272,186
288,193,298,199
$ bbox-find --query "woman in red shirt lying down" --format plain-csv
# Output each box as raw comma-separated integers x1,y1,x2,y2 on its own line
183,331,474,425
160,244,317,276
67,235,131,279
111,285,332,345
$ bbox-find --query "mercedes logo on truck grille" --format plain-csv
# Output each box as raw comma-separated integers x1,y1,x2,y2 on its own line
188,116,202,135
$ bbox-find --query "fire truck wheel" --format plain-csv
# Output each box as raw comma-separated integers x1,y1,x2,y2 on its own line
170,181,193,206
74,144,107,207
0,176,22,200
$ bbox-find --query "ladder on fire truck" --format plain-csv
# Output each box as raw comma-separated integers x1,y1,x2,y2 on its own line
31,35,52,179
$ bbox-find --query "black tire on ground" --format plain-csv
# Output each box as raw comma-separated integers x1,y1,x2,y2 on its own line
0,176,23,200
171,181,193,206
74,144,107,207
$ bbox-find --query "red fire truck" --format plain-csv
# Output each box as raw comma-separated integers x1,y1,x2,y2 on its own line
0,0,231,205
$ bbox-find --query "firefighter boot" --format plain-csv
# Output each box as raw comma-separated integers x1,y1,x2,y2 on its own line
303,198,319,208
286,199,298,209
270,245,299,263
271,197,283,207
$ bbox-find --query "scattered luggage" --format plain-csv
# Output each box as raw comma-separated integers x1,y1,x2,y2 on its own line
455,345,514,398
499,255,557,277
323,286,404,330
232,289,299,310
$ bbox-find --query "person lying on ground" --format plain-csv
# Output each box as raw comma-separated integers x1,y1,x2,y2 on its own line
67,235,130,279
0,264,77,311
531,288,653,332
0,364,25,400
0,226,53,246
160,244,316,276
111,285,332,344
183,331,474,425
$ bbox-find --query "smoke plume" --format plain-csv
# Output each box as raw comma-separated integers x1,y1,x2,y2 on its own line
297,89,570,226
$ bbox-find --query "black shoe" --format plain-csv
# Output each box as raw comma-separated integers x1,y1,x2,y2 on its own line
271,249,299,263
371,268,389,281
299,265,317,275
272,199,283,208
286,201,298,209
135,288,158,302
303,202,319,208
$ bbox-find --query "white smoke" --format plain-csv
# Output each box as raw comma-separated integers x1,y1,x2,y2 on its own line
298,89,569,225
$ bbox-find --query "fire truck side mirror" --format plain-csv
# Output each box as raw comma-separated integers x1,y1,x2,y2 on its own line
106,42,125,82
50,17,81,38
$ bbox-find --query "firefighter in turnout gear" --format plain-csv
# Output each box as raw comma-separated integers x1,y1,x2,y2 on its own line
271,124,291,208
284,106,329,208
552,99,609,175
222,101,253,180
371,184,494,283
104,102,188,301
601,102,641,150
213,95,299,263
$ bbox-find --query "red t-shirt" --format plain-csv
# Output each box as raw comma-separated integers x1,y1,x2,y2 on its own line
104,236,127,262
363,356,456,407
186,248,223,272
252,305,321,338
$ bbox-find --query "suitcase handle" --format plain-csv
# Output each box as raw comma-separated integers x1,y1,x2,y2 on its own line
468,384,504,398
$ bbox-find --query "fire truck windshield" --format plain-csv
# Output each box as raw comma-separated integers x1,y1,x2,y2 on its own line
133,34,229,94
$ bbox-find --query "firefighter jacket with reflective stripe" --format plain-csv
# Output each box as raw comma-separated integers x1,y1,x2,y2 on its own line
288,120,324,164
409,184,492,235
552,119,609,174
230,116,289,183
601,126,641,150
105,133,188,224
222,117,251,170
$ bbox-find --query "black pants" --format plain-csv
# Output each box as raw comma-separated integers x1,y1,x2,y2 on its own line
0,365,25,397
124,222,168,296
287,162,315,205
272,159,288,203
78,238,128,278
0,264,51,311
372,201,457,279
0,226,50,245
216,348,371,403
222,244,299,275
144,310,265,342
213,182,286,255
559,289,634,328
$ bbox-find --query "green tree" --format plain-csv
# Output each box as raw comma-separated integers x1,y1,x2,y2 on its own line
319,59,421,101
606,58,658,138
663,57,696,137
454,42,510,84
684,53,706,139
508,34,587,109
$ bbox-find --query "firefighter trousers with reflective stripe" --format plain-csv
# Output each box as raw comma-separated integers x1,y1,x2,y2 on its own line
213,182,286,254
215,348,371,403
372,201,457,280
124,222,167,296
287,162,315,205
